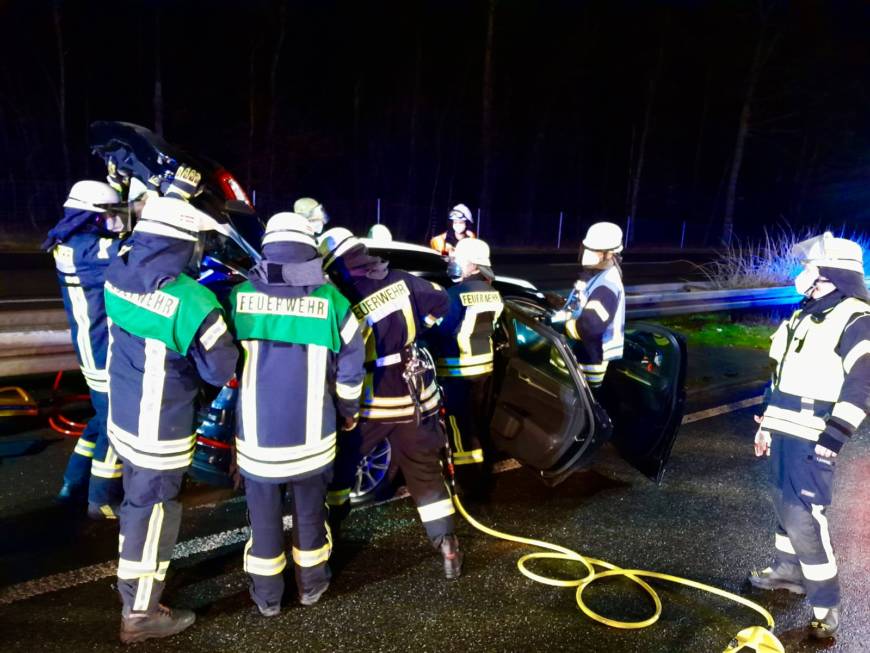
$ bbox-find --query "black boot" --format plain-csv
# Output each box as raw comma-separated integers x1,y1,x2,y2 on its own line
300,581,330,606
747,563,804,595
439,534,463,580
120,604,196,644
809,607,840,640
87,502,120,520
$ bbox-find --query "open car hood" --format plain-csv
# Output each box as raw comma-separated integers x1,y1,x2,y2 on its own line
89,121,264,266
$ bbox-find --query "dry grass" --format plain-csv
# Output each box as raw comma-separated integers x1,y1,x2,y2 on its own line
701,226,870,289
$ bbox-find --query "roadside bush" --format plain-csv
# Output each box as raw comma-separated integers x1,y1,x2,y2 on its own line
701,227,870,289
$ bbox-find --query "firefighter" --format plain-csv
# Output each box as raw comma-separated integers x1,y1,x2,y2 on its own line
429,203,477,256
46,180,127,519
749,232,870,640
293,197,329,235
230,213,365,615
551,222,626,389
428,239,503,495
104,177,239,643
318,227,463,579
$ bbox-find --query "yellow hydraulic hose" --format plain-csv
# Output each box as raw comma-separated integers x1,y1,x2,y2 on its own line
453,494,785,653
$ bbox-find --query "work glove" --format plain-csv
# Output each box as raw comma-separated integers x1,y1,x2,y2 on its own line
164,165,202,201
550,310,570,323
106,157,129,196
753,415,771,457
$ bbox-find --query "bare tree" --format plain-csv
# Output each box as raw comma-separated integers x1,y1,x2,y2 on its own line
52,1,70,186
479,0,496,220
153,11,164,136
721,5,779,244
625,43,664,243
266,1,288,200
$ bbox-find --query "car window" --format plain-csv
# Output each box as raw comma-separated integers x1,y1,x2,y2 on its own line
201,230,255,271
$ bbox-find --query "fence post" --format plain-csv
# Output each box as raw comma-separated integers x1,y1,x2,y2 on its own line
680,220,687,249
252,189,257,206
376,197,381,224
557,211,564,249
477,207,482,237
625,215,633,246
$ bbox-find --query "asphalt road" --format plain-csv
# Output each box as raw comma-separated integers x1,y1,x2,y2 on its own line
1,403,867,652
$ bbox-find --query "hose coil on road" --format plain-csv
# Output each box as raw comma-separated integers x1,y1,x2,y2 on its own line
452,494,785,653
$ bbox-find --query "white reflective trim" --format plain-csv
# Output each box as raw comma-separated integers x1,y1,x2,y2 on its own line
832,401,865,429
763,405,826,432
199,316,228,351
235,433,336,463
243,542,287,577
307,344,326,445
586,299,610,322
801,505,837,581
108,421,195,453
375,353,402,367
138,339,167,443
775,533,796,555
340,317,359,345
67,285,96,370
336,381,363,400
241,341,259,443
292,543,331,568
417,497,455,522
236,446,335,479
843,341,870,373
362,382,438,407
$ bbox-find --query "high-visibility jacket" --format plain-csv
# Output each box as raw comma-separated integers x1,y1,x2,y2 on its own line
762,294,870,453
329,268,449,422
105,274,238,470
429,274,504,378
429,230,477,256
230,280,366,481
52,231,122,394
564,265,625,386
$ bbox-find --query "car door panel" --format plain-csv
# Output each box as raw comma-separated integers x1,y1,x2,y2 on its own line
599,323,687,483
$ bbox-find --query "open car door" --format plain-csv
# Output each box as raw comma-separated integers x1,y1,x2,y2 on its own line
489,299,608,482
598,323,687,483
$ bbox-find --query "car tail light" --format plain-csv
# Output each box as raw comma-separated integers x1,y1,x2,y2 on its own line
216,169,253,207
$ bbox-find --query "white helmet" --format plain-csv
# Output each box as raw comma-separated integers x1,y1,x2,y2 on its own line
318,227,360,270
449,203,474,223
135,196,220,242
63,180,120,213
582,222,624,253
792,232,864,275
454,238,492,268
367,224,393,243
263,212,317,248
293,197,329,234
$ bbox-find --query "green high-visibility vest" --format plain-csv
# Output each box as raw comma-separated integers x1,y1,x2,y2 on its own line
104,274,222,355
230,280,350,353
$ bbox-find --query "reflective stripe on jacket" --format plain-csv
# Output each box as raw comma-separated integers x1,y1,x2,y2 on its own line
106,276,238,470
231,280,365,481
329,268,449,422
762,296,870,449
565,265,625,364
430,275,504,378
52,232,121,392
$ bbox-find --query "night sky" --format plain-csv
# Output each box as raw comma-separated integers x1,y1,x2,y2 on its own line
2,0,870,247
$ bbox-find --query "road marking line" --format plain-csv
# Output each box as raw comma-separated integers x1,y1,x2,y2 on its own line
0,395,761,606
681,395,763,425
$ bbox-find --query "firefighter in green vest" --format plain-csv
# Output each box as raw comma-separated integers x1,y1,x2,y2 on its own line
105,190,239,644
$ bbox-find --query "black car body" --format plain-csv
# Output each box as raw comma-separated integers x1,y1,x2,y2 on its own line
88,122,687,498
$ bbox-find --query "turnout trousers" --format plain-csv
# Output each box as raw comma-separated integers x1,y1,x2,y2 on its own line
329,415,455,546
769,433,840,609
243,471,332,611
62,390,124,506
440,375,491,467
116,462,185,614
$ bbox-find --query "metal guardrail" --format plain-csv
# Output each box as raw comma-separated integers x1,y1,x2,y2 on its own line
0,283,807,377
